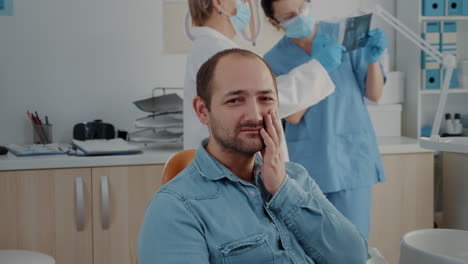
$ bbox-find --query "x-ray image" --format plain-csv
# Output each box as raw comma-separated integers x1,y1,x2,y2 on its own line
342,13,372,52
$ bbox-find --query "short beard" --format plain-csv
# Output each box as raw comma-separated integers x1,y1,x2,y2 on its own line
210,117,265,155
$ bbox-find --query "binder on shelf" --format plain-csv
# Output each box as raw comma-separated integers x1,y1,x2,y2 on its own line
425,20,441,34
422,21,441,70
447,0,463,15
423,69,441,89
422,21,441,89
423,0,445,16
442,68,459,88
441,21,458,88
441,21,457,54
463,0,468,15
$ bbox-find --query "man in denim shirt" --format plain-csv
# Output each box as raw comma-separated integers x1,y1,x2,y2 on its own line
138,49,368,263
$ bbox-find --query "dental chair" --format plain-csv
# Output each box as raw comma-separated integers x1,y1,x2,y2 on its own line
137,149,197,264
399,229,468,264
161,149,197,185
0,250,55,264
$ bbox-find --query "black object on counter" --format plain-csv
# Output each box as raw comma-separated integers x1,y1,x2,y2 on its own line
0,146,8,155
117,130,128,140
73,120,115,141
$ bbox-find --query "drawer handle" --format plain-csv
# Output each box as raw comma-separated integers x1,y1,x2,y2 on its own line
75,176,85,231
101,175,110,230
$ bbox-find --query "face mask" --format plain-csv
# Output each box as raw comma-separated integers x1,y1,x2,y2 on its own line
219,0,251,33
282,9,315,39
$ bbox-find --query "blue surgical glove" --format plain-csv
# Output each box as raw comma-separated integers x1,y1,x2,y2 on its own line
311,34,346,73
365,28,387,64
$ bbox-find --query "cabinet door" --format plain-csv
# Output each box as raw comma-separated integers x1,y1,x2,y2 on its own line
0,169,93,264
442,152,468,230
92,165,164,264
369,153,434,264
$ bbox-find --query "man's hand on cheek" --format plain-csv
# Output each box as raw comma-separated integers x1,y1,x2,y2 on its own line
260,110,287,195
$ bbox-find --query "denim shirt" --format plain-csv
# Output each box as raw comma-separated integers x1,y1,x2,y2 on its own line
138,146,368,264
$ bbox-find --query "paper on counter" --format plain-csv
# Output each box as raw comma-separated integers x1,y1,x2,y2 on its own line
72,138,142,155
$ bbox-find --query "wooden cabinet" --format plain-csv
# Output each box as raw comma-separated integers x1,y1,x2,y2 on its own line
441,152,468,230
0,168,93,264
0,164,164,264
92,166,164,264
369,153,434,264
1,153,434,264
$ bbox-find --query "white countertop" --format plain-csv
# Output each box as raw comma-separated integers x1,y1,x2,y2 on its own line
377,136,434,155
0,137,432,171
0,145,181,171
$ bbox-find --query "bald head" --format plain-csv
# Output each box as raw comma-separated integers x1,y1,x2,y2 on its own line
196,49,278,110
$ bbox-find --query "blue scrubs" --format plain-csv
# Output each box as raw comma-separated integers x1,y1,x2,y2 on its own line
264,22,386,239
325,186,372,239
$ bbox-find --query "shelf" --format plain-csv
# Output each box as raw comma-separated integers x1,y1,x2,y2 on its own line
420,88,468,95
396,0,468,138
420,136,468,153
420,16,468,21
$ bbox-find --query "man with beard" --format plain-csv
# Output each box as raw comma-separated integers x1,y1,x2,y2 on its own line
137,49,368,264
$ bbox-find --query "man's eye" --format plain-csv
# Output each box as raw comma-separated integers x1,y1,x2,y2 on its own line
226,98,240,103
259,97,274,102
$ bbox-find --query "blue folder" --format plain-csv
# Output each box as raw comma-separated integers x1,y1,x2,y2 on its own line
440,21,458,88
423,0,446,16
422,21,441,70
425,69,441,89
442,68,459,88
448,0,463,15
464,0,468,14
0,0,12,15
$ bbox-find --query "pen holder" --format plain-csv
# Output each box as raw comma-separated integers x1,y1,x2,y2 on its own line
33,124,53,144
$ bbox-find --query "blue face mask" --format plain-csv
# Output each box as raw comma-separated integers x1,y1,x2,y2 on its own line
220,0,251,33
282,11,315,39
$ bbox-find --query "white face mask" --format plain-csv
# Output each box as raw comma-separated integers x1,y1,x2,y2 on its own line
218,0,251,33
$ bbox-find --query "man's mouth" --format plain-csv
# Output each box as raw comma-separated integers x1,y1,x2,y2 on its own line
240,127,262,132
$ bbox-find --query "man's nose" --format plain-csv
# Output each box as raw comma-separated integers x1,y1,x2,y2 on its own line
245,100,267,122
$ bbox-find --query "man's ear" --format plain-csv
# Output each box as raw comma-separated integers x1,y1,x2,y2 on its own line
268,18,282,31
193,96,209,125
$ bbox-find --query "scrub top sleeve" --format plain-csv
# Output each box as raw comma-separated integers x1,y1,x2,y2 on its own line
138,192,209,264
350,48,387,97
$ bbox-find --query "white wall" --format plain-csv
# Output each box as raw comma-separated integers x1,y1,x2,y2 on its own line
0,0,396,146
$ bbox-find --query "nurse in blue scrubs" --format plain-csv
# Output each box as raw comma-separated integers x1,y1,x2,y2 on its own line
261,0,387,239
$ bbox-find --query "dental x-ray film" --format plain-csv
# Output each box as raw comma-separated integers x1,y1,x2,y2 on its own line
341,13,372,52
